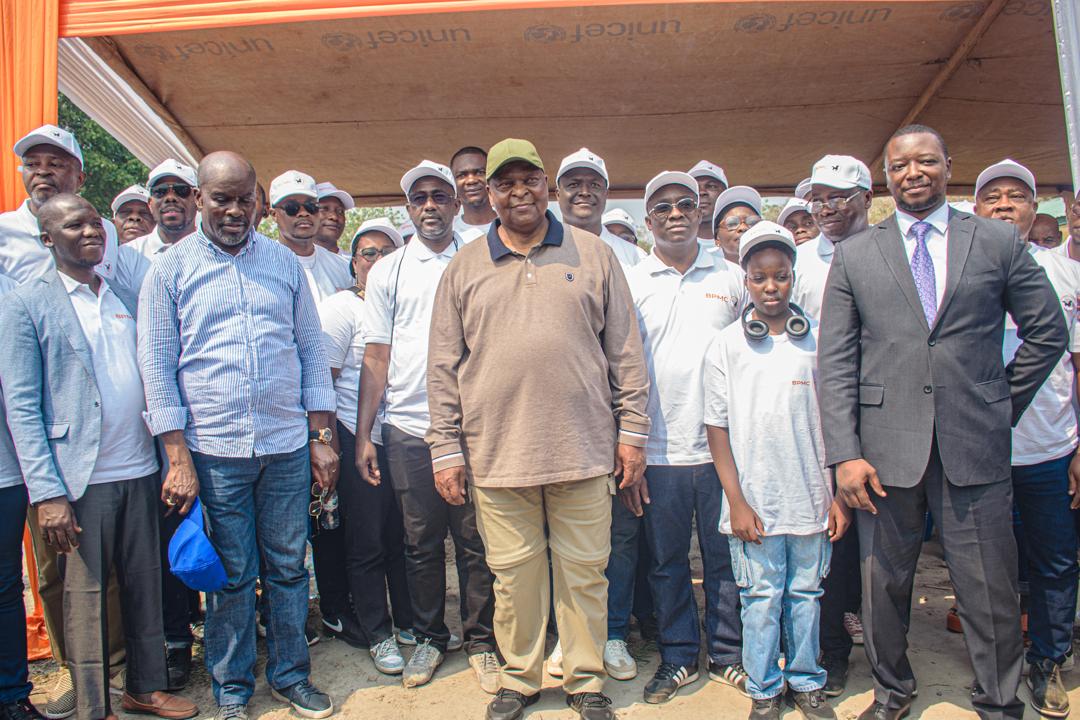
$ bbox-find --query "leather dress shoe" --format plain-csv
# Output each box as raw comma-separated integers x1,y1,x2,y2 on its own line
856,700,911,720
121,692,198,720
166,646,192,691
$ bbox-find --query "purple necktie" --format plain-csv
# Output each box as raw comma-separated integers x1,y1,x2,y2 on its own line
909,221,937,326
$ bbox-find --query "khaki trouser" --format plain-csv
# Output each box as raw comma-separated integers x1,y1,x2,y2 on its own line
473,475,613,695
27,508,126,670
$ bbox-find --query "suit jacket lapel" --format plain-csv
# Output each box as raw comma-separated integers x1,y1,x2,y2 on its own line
932,211,974,333
44,271,96,380
874,216,930,333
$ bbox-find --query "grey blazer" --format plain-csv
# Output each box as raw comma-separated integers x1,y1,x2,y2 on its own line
818,210,1066,488
0,265,144,503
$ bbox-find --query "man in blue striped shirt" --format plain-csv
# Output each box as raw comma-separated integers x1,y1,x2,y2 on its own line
138,151,339,720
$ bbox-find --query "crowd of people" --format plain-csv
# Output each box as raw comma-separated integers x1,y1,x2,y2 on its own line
0,119,1078,720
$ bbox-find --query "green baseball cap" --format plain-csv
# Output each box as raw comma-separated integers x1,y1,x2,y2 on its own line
486,138,545,180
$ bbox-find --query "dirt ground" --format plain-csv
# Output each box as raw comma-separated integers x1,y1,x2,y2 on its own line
28,539,1078,719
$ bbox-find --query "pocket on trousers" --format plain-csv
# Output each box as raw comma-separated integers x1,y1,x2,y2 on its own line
818,533,833,581
728,536,753,588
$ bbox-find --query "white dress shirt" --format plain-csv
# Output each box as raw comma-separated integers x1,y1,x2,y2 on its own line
896,202,950,309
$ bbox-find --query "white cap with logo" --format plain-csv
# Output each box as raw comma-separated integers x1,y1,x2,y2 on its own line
713,185,763,226
810,155,872,191
14,124,84,168
400,160,456,196
777,198,811,227
557,148,609,184
688,160,728,187
738,220,797,266
794,177,813,200
316,181,355,210
644,171,699,206
352,217,404,250
270,170,318,206
602,208,636,232
110,185,151,216
147,159,198,190
975,158,1036,197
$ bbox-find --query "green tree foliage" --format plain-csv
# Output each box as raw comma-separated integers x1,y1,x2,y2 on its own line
58,94,148,218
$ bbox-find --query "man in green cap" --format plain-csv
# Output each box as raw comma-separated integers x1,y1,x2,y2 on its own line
426,139,650,720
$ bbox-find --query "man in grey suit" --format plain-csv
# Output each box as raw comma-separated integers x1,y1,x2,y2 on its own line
0,195,195,720
818,125,1067,720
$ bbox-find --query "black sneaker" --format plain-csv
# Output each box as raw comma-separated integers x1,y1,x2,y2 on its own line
749,696,783,719
787,688,837,719
271,679,333,719
166,646,192,691
1028,657,1070,718
643,662,699,704
566,692,614,720
485,689,538,720
321,613,368,649
2,699,45,720
708,660,750,697
820,656,848,698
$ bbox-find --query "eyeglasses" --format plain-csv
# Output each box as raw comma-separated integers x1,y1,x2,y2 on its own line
356,246,395,260
276,199,320,217
719,214,761,231
648,198,698,219
407,191,454,208
151,183,192,199
807,191,863,215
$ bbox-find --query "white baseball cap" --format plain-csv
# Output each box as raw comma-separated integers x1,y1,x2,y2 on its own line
777,198,811,227
351,217,404,250
14,124,83,168
738,220,797,266
270,170,318,206
398,219,416,238
644,171,699,206
110,185,151,216
688,160,728,187
602,208,636,232
950,200,976,214
557,147,609,185
713,185,763,225
147,159,198,190
975,158,1036,197
810,155,872,191
316,181,355,210
794,177,812,199
400,160,456,196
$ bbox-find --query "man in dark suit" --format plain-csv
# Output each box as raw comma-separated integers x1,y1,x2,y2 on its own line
818,125,1067,720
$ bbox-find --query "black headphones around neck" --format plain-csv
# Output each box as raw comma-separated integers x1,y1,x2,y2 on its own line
742,302,810,342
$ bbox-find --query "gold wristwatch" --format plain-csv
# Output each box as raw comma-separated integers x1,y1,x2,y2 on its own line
308,428,333,446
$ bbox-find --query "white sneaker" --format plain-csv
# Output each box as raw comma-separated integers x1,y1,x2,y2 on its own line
402,640,443,688
469,651,501,694
545,640,564,678
604,639,637,680
370,636,405,675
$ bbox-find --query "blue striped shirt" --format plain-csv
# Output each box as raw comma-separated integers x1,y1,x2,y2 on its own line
138,228,335,457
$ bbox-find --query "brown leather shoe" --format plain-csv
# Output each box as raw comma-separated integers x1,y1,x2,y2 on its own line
946,607,963,633
121,692,198,719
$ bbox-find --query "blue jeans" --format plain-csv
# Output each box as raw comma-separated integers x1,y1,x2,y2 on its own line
605,498,641,641
729,532,830,700
0,485,31,703
643,464,741,666
194,446,311,706
1012,453,1080,665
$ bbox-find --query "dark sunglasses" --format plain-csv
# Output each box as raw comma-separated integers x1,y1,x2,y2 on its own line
150,183,192,199
276,199,320,217
356,247,396,260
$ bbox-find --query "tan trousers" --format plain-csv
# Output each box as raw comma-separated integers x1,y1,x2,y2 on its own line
473,475,613,695
27,510,126,669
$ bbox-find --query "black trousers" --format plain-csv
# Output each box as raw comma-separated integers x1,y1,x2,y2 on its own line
337,422,413,644
310,523,350,619
859,440,1024,719
159,503,201,647
381,423,496,654
819,514,860,663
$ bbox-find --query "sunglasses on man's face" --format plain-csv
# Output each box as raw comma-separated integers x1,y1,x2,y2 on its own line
276,199,320,217
356,247,396,261
151,183,192,199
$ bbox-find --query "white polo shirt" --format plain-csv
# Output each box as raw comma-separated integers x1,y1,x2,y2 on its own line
791,234,835,321
600,227,642,269
0,274,23,490
627,246,744,465
362,234,463,439
0,200,119,284
1005,245,1080,465
295,244,352,304
60,273,157,484
128,227,178,259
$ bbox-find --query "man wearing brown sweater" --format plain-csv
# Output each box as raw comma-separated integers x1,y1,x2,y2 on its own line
426,139,650,720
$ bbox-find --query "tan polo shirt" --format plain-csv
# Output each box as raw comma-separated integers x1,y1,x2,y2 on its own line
426,211,650,488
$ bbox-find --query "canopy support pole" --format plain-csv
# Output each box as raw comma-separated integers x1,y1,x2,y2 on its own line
1052,0,1080,192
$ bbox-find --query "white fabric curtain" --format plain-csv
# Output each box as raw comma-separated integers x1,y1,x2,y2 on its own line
58,37,198,168
1052,0,1080,190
